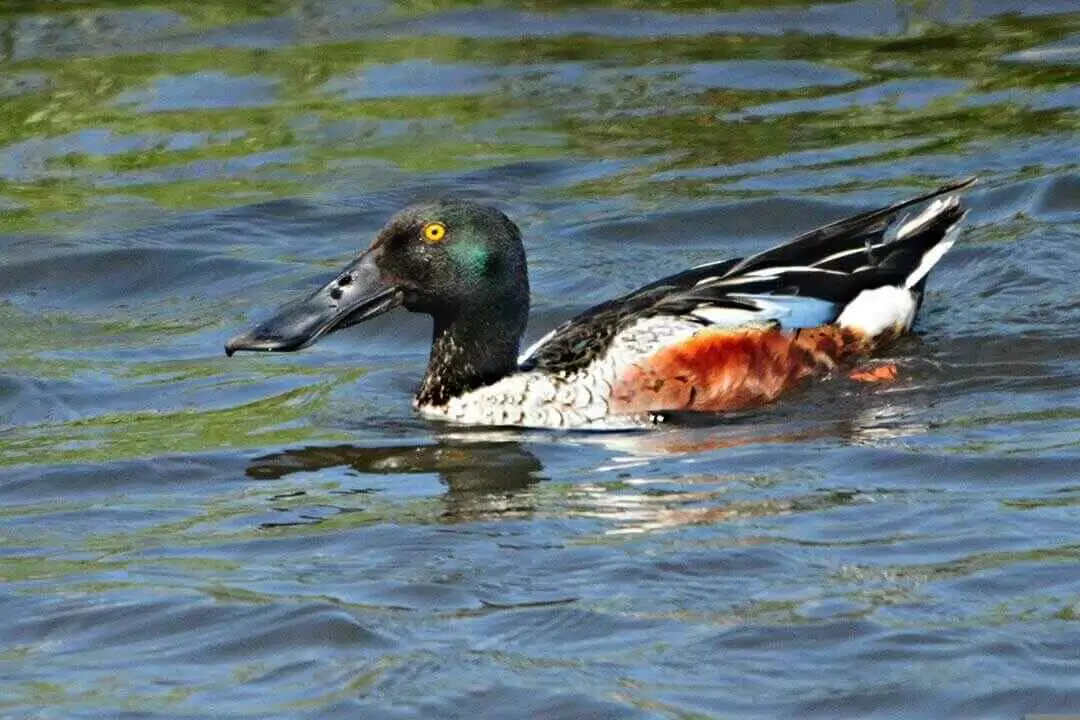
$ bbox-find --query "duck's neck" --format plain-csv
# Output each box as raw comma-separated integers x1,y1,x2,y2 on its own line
416,307,523,407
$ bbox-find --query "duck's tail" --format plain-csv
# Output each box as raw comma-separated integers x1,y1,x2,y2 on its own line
831,180,973,338
682,177,975,340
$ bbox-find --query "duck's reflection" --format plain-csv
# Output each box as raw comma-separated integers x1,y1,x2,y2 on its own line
243,386,931,532
565,395,930,459
246,439,546,522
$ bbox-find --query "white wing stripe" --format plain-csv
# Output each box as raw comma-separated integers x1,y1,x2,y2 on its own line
694,266,845,287
812,244,879,267
517,327,558,365
896,197,956,239
742,265,847,278
689,306,762,325
905,218,964,289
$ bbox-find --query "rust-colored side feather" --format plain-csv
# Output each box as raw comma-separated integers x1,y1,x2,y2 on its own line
611,325,881,415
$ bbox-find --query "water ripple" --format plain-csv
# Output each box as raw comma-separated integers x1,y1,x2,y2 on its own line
2,1,1080,718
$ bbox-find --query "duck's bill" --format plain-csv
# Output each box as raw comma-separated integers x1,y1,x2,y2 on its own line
225,249,401,356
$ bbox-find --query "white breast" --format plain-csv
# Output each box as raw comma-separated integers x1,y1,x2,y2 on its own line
419,316,703,429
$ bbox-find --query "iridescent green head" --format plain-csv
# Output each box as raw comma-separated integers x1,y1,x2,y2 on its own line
226,199,531,394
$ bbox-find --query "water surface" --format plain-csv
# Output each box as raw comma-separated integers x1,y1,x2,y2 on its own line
2,1,1080,717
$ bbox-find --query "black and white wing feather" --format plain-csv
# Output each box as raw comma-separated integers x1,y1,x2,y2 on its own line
519,177,974,373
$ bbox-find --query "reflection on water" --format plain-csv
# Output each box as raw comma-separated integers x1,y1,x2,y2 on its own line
248,440,545,522
240,392,932,534
2,0,1080,718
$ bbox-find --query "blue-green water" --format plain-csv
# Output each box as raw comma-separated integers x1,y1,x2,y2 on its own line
2,1,1080,717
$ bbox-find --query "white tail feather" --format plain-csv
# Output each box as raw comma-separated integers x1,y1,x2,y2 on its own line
837,196,966,337
836,286,917,337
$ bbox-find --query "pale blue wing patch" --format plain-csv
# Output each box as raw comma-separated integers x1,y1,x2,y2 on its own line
689,293,839,330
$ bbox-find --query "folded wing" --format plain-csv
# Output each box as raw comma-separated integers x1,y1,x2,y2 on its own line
520,177,975,373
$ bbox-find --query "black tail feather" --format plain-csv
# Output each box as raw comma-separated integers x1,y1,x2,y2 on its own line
725,177,977,278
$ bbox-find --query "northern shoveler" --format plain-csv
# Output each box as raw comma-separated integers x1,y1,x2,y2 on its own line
226,177,975,429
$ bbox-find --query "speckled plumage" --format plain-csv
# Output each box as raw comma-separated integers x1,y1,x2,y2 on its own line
417,315,703,428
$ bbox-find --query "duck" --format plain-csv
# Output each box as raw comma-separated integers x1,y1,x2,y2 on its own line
226,177,975,429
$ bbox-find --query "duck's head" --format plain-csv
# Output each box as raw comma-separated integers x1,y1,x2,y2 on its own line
226,200,530,404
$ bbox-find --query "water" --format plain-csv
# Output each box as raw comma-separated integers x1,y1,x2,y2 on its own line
2,1,1080,717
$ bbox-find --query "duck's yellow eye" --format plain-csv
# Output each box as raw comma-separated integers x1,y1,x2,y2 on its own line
422,222,447,244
